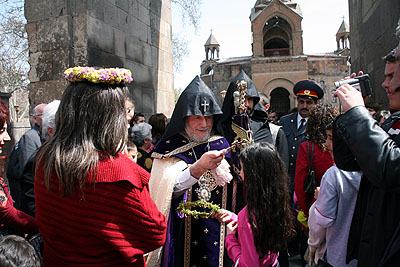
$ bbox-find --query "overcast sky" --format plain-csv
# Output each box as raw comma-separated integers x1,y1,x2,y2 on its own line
172,0,349,90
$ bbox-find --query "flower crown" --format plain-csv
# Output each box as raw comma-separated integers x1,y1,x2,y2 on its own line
64,66,133,85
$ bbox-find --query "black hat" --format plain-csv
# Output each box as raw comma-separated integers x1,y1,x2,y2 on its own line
217,70,268,141
159,76,222,143
293,80,324,100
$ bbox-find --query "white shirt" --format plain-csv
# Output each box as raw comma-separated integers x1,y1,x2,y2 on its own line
297,113,308,129
173,167,198,193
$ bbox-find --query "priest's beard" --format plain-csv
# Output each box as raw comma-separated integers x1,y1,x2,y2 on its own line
184,125,211,142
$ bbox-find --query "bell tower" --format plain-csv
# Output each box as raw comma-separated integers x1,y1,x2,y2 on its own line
204,32,220,61
335,18,350,55
201,32,220,75
250,0,303,57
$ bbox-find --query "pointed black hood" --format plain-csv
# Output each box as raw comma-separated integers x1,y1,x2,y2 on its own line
217,70,268,137
160,76,222,143
225,69,260,106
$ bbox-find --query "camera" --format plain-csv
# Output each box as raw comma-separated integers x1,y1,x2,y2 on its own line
334,74,372,97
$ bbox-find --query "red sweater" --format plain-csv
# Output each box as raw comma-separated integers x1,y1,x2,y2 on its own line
0,178,38,235
35,153,167,266
295,141,334,217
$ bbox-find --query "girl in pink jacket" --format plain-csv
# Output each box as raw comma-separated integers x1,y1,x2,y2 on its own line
215,142,295,266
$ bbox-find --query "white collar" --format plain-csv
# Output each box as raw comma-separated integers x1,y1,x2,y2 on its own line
297,113,308,127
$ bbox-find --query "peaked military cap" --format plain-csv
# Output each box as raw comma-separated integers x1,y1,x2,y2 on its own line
293,80,324,100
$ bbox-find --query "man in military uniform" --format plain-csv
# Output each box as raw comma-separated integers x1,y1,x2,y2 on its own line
279,80,324,192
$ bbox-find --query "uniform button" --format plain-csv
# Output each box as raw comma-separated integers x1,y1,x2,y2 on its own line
292,146,296,150
291,154,294,158
290,163,294,166
294,138,297,141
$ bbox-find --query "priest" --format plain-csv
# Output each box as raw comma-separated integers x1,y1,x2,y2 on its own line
147,76,232,267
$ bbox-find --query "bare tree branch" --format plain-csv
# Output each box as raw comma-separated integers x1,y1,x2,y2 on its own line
171,0,202,74
171,0,202,31
0,0,29,122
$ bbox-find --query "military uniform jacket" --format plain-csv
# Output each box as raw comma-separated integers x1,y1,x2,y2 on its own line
279,112,307,189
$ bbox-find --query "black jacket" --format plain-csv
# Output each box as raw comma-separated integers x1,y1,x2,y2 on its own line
335,106,400,267
279,112,307,186
6,124,41,210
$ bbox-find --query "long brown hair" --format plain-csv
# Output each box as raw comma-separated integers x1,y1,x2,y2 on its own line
240,142,295,255
36,82,128,196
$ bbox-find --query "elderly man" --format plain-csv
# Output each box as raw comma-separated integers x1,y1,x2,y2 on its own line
279,80,324,190
334,20,400,266
6,103,47,209
147,76,231,267
20,100,60,217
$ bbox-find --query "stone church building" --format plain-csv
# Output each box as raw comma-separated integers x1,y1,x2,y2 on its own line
201,0,350,117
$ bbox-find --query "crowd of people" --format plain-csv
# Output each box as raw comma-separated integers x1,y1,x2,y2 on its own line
0,17,399,267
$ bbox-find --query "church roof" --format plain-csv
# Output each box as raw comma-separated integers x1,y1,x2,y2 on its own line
306,52,345,57
251,0,302,22
205,33,219,46
336,20,350,35
216,56,252,64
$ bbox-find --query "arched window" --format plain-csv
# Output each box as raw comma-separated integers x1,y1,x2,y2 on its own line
270,87,290,116
205,66,213,75
263,17,291,57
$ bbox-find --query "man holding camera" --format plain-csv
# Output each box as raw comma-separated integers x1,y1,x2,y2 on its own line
334,20,400,267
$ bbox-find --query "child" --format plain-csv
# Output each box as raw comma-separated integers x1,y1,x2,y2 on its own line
0,235,41,267
215,142,295,266
126,140,138,163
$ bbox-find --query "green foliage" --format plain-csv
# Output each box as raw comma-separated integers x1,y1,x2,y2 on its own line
176,199,221,219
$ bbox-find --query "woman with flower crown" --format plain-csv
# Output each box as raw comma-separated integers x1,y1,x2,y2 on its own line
34,67,167,266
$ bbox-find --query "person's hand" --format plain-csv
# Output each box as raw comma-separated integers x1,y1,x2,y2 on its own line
190,150,224,178
308,248,316,267
212,209,233,223
344,71,364,80
314,187,320,200
334,84,365,112
226,220,238,235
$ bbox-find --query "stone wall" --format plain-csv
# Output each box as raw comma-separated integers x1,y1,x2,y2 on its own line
349,0,400,109
25,0,174,118
307,55,349,108
202,60,252,106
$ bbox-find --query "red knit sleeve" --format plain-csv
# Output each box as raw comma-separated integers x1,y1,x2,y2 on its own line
295,142,312,217
0,180,38,235
98,181,167,264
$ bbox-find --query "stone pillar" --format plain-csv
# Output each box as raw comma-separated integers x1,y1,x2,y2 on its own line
25,0,174,118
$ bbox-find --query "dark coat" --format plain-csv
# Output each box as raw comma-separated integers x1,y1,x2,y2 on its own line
20,152,37,217
279,112,307,190
6,124,41,210
334,106,400,267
